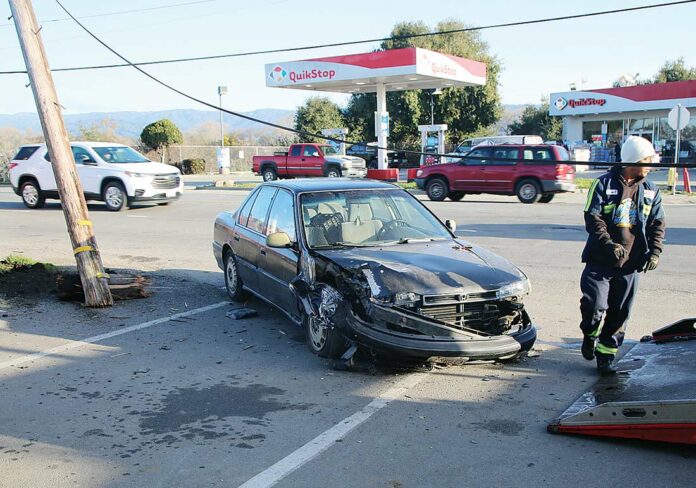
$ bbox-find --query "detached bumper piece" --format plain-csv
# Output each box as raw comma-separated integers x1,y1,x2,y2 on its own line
548,318,696,445
344,301,537,361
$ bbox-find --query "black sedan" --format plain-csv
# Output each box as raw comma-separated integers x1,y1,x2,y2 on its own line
213,179,536,362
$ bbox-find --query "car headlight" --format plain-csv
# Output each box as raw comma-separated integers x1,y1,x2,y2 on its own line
394,292,421,306
300,252,316,284
125,171,147,177
416,169,423,177
341,161,350,169
497,279,531,299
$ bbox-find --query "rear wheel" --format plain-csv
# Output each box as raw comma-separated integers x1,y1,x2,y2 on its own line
516,179,542,204
426,178,448,201
304,312,347,359
20,180,45,209
224,251,248,302
448,191,465,202
262,167,277,182
103,181,127,211
326,167,341,178
539,193,555,203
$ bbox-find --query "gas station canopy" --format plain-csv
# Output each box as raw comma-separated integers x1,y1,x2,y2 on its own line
265,47,486,93
265,48,487,169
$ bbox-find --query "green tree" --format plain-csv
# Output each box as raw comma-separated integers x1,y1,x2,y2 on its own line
344,19,502,148
509,100,562,141
140,119,183,162
294,97,344,143
652,57,696,83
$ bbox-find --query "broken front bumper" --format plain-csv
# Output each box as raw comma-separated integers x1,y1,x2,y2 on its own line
342,302,537,361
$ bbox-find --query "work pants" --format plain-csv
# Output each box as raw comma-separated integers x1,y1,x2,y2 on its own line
579,263,640,360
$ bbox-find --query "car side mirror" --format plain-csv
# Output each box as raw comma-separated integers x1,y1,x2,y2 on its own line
445,219,457,233
83,158,98,166
267,232,292,248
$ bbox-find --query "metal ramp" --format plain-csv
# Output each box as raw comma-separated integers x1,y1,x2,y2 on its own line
548,318,696,445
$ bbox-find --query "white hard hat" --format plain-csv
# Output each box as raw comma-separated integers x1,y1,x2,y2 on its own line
621,136,658,163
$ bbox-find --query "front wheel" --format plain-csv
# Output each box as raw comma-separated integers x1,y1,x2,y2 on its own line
20,180,45,209
262,167,277,182
426,178,448,201
326,167,341,178
539,193,555,203
304,313,347,359
516,179,542,204
448,191,465,202
103,181,128,211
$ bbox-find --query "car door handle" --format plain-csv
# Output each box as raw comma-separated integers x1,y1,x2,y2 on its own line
260,249,266,256
233,236,239,241
301,158,306,161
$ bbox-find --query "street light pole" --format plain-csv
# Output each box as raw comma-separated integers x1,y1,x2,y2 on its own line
218,85,227,146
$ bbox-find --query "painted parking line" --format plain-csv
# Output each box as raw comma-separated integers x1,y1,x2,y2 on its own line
0,301,228,371
238,372,426,488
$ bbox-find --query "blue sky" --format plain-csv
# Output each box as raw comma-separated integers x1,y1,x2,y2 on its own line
0,0,694,115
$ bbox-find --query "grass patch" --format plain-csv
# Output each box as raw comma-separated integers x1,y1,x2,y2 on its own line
575,178,595,190
0,254,43,275
233,182,260,188
396,182,417,190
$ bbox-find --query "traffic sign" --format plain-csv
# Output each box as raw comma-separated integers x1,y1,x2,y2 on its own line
668,105,690,131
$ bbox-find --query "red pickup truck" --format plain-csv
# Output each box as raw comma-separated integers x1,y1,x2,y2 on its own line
252,143,368,181
415,144,576,203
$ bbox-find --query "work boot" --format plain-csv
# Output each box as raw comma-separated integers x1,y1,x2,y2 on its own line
596,356,618,375
581,335,596,360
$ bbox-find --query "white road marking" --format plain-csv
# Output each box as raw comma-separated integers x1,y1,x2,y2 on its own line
238,373,426,488
0,301,228,371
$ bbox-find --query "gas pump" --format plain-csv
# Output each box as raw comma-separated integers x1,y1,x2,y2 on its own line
321,128,349,155
418,124,448,165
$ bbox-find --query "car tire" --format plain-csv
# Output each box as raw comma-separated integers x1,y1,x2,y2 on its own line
326,167,341,178
303,312,347,359
516,179,542,204
262,167,277,182
539,193,555,203
426,178,448,201
448,191,465,202
20,180,45,209
224,251,249,302
103,181,128,211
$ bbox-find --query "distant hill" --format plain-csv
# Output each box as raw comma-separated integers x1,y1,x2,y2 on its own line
0,108,295,140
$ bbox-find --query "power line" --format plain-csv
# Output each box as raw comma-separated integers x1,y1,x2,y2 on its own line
0,0,217,28
2,0,694,75
45,0,696,168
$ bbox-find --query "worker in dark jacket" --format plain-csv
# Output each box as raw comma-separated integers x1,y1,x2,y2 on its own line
579,136,666,375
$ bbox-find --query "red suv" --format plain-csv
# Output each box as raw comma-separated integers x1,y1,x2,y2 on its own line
415,144,576,203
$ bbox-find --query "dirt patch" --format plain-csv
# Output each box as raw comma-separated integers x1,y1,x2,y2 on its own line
0,260,56,298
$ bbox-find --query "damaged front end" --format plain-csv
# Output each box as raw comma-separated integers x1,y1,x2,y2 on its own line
290,251,537,362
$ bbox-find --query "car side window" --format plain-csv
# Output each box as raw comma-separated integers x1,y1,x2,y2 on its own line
523,148,552,161
237,189,260,227
303,145,320,157
246,186,277,234
290,146,302,157
266,189,296,240
465,148,493,163
490,148,519,165
71,146,93,165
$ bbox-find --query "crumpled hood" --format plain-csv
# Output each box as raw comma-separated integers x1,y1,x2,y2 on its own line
316,239,527,297
106,162,180,175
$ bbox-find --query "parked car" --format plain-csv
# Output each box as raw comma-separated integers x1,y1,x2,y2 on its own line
252,143,367,181
346,143,410,169
447,135,544,162
9,142,183,211
213,179,536,361
416,144,576,203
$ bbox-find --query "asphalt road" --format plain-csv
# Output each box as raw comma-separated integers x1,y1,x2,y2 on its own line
1,185,695,488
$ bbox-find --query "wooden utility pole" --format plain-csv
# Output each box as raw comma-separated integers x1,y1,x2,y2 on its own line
9,0,113,307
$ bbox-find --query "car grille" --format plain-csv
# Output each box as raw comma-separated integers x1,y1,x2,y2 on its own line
418,301,500,329
422,291,498,305
152,174,180,189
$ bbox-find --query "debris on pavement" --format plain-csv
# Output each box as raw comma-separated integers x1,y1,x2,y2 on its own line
226,308,258,320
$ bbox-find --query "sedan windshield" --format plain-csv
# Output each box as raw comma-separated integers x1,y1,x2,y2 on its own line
301,189,451,249
93,146,149,163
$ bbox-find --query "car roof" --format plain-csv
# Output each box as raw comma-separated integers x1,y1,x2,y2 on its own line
264,178,398,193
18,141,130,148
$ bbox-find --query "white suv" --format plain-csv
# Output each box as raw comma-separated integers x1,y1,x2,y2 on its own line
9,142,183,211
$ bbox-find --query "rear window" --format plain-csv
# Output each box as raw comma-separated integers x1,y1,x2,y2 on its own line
12,146,39,161
555,146,571,161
